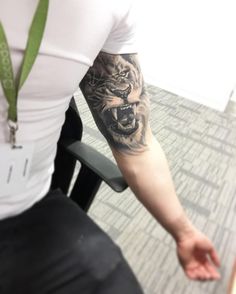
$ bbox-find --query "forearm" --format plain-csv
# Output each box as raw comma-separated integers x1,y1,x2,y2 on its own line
112,130,195,242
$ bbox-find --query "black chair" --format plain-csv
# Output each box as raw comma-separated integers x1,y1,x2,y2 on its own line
51,97,128,212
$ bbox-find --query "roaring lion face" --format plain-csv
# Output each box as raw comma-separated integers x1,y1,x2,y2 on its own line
81,54,149,151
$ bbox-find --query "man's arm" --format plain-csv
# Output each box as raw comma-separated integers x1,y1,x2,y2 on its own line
80,52,220,280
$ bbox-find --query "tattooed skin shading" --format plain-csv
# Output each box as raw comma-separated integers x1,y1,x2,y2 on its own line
80,52,150,154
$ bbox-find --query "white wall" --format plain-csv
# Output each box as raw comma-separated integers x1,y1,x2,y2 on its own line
136,0,236,111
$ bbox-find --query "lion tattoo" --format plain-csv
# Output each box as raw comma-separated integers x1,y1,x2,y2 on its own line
80,53,149,153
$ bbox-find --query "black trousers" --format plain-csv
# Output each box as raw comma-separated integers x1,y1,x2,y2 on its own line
0,189,143,294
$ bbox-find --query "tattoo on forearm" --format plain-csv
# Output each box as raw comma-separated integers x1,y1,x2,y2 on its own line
80,52,150,154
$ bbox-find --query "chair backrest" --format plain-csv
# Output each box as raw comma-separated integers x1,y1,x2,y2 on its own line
51,97,82,194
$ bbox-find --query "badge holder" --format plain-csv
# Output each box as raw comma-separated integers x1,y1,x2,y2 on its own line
8,120,21,149
0,122,34,194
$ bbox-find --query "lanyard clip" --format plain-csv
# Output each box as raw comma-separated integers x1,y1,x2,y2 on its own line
8,120,19,149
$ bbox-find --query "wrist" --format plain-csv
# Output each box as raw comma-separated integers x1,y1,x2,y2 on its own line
167,213,196,243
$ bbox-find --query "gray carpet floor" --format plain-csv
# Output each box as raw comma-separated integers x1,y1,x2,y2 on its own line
74,84,236,294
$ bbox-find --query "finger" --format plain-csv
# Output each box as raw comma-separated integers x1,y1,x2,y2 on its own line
204,262,221,280
186,268,198,280
197,266,211,281
190,265,218,281
186,267,208,281
209,248,221,267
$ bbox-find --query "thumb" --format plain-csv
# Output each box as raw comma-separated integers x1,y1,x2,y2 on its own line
209,247,220,267
200,237,221,267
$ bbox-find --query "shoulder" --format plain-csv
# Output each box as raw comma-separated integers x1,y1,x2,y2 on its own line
100,0,138,55
87,0,135,27
111,0,136,26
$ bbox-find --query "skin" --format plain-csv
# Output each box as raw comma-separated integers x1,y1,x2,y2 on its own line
80,53,149,153
80,52,221,281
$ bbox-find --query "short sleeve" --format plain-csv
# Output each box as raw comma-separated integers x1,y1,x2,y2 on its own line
102,1,138,54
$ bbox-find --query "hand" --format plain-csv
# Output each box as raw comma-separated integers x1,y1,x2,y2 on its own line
176,229,221,281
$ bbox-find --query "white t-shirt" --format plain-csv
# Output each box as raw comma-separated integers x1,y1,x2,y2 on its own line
0,0,137,219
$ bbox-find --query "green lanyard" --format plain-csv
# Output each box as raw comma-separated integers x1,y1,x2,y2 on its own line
0,0,49,146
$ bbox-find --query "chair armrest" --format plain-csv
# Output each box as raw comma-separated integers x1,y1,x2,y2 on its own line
61,139,128,193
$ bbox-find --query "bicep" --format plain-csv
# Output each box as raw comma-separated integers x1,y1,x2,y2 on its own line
79,52,150,155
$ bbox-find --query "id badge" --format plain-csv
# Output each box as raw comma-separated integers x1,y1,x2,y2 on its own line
0,143,34,195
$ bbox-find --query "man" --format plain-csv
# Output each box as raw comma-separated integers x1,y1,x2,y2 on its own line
0,0,220,293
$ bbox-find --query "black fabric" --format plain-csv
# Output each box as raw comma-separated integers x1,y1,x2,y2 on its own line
0,189,143,294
